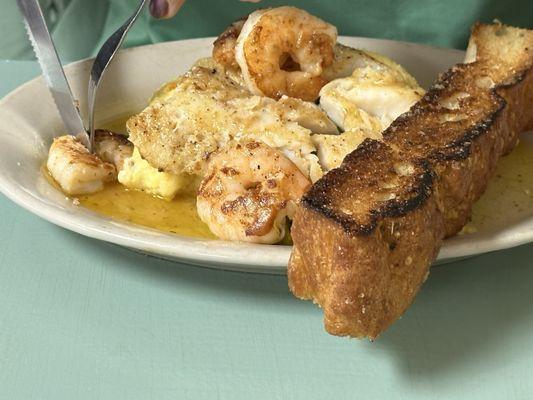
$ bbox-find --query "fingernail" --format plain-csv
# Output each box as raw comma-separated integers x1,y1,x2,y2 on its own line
149,0,169,18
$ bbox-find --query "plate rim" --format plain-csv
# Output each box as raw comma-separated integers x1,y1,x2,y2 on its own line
0,36,531,273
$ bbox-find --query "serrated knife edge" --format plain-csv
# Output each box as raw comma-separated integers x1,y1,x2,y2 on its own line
17,0,89,146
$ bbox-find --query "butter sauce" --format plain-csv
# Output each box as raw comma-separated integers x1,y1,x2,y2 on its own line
78,183,216,239
61,117,533,240
461,132,533,234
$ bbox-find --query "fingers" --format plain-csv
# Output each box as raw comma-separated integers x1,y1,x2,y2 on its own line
149,0,186,19
149,0,262,19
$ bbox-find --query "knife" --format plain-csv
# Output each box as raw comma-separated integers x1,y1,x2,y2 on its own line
16,0,90,148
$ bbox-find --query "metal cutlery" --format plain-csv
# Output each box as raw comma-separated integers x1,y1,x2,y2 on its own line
17,0,147,152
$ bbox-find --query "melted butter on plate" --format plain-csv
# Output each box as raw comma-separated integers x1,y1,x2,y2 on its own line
71,116,214,239
461,131,533,235
78,183,215,239
49,117,533,241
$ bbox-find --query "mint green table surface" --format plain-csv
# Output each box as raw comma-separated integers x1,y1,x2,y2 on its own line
2,61,533,399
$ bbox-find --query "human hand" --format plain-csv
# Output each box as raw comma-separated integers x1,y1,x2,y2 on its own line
149,0,261,19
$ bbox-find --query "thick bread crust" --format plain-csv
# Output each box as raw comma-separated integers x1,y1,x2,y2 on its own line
288,23,533,339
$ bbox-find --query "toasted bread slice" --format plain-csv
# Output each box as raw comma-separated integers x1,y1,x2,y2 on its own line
288,23,533,339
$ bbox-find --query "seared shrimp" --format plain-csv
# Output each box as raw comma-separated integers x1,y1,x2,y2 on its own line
197,141,311,244
213,17,246,70
235,7,337,101
47,135,116,195
93,129,133,170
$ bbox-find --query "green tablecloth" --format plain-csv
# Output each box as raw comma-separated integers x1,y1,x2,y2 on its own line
2,0,533,60
1,60,533,399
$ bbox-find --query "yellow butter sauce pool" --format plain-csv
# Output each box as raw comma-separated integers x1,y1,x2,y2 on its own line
461,133,533,234
53,116,533,241
70,115,215,239
77,183,216,239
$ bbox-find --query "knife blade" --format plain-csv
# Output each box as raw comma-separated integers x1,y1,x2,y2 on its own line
16,0,90,148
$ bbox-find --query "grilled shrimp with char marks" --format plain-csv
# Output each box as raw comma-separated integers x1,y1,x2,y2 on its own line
197,141,311,244
235,6,337,101
93,129,133,170
47,131,133,195
47,135,117,195
212,18,247,70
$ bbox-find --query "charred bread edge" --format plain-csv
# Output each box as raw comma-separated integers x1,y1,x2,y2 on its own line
302,62,531,237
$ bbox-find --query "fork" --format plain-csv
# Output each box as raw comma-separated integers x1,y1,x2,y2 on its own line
87,0,148,152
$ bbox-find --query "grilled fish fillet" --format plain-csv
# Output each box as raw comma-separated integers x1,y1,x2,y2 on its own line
211,14,424,175
128,49,422,186
288,23,533,339
315,51,424,171
126,58,336,183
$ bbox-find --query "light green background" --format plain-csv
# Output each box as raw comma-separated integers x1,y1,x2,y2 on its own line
1,1,533,398
1,0,533,60
1,61,533,400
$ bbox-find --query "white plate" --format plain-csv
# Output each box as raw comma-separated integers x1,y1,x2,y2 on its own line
0,37,532,274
